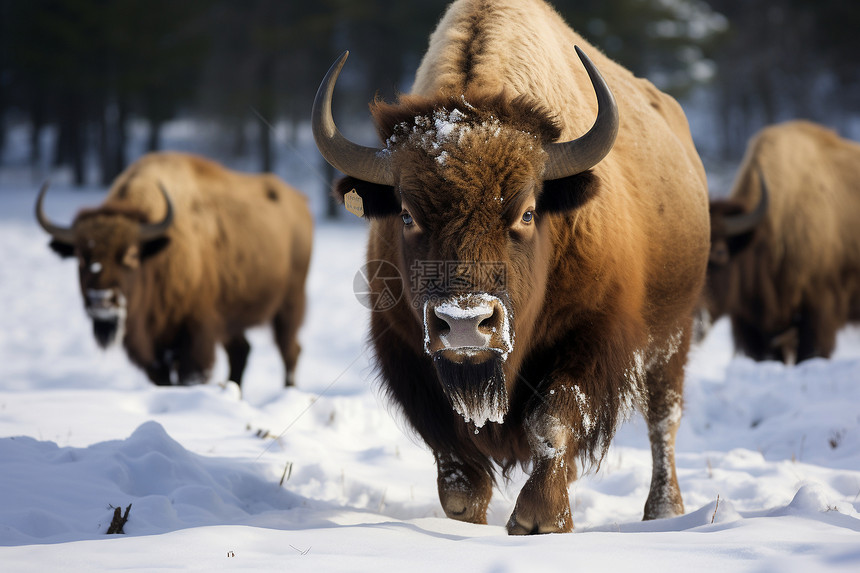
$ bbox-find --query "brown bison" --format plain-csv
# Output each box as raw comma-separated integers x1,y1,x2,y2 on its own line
313,0,709,534
36,151,313,388
705,120,860,363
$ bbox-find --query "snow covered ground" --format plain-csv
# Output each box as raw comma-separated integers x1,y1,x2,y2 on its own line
1,180,859,571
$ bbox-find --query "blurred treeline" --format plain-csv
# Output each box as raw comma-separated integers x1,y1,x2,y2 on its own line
1,0,858,191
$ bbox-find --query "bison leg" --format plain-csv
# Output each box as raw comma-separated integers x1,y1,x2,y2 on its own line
174,323,215,385
435,452,492,524
274,299,304,387
225,335,251,386
507,413,575,535
145,359,173,386
796,300,836,362
642,333,687,520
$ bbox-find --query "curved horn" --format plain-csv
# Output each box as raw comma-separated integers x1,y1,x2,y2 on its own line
35,181,77,245
543,46,620,181
138,182,175,241
312,51,394,186
723,168,769,236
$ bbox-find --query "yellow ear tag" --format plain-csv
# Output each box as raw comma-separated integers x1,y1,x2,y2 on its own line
344,189,365,218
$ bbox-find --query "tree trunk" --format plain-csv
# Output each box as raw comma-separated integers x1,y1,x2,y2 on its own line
55,94,86,186
99,98,128,186
147,119,162,152
28,93,45,169
260,118,272,173
257,55,275,173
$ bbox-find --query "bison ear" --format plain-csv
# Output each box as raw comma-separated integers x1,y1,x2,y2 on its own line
334,176,400,219
140,237,171,261
537,171,600,215
48,239,76,259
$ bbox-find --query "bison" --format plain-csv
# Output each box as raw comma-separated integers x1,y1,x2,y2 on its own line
36,151,313,388
313,0,709,533
705,120,860,363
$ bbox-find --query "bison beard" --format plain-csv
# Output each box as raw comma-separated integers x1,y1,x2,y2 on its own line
92,318,120,348
432,351,508,427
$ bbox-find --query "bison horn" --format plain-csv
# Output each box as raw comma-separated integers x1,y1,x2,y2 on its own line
723,169,769,236
312,51,394,186
543,46,620,181
312,48,617,185
35,181,77,245
138,182,175,241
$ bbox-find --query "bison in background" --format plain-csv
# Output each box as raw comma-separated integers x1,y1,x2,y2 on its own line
705,120,860,364
36,152,313,388
313,0,709,534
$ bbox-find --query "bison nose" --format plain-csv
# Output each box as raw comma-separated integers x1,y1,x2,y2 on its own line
85,288,126,321
426,295,508,352
434,305,493,349
86,288,117,308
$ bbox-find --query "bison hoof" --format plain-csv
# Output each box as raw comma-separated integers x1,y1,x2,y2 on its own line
506,505,573,535
643,477,684,521
506,460,574,535
435,455,491,525
643,497,684,521
440,490,488,524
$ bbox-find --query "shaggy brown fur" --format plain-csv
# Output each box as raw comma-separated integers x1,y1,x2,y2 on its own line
42,152,313,388
322,0,708,534
705,120,860,363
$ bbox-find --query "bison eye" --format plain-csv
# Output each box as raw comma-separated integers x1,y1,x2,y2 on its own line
522,210,535,224
401,210,414,226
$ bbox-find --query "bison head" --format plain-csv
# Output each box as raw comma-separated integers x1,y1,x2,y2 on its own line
705,171,769,320
36,183,174,348
313,48,618,426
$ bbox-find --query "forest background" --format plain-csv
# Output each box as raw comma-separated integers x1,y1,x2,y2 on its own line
1,0,859,214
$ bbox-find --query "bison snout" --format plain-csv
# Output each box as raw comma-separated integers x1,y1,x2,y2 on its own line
424,294,513,359
85,288,126,321
435,303,494,348
84,288,127,349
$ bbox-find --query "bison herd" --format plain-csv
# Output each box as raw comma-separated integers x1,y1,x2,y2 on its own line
34,0,859,535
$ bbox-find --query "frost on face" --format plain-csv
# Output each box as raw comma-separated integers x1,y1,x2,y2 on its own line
427,294,513,428
385,99,510,166
85,289,127,323
435,108,466,140
451,384,507,429
432,345,509,429
85,289,128,349
423,294,514,359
